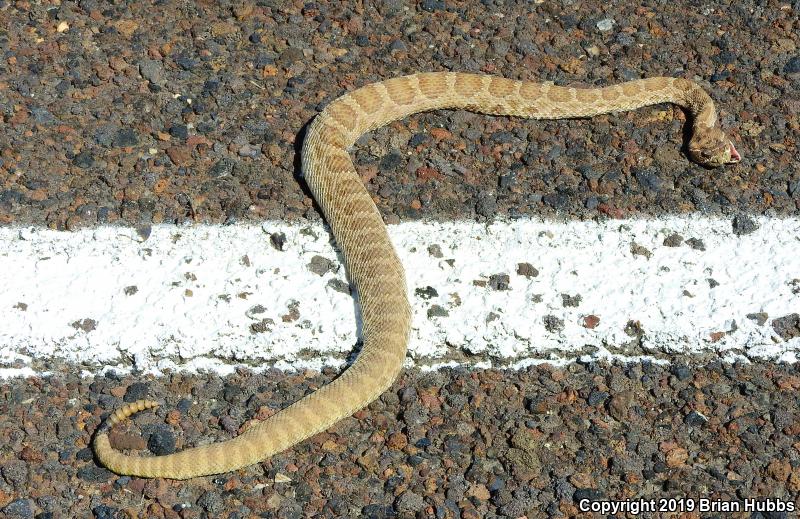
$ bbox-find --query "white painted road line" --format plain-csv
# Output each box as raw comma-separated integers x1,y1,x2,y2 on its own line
1,216,799,378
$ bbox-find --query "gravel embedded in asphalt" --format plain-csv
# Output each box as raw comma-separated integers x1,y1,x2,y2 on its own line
1,360,800,517
0,1,798,229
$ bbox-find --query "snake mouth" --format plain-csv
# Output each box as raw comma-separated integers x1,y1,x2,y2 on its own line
728,141,741,164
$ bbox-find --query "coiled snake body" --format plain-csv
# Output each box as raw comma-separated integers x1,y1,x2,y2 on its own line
94,72,740,479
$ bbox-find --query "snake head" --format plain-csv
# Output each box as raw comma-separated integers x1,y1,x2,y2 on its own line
688,126,741,167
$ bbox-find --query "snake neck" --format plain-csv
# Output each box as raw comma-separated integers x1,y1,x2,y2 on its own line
306,73,720,154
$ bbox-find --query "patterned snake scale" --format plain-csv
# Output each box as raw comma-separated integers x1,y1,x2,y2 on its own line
94,72,740,479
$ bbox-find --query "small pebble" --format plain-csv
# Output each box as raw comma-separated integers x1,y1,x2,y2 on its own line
138,59,165,85
516,263,539,278
169,124,189,140
124,382,149,402
415,286,438,299
488,274,510,291
732,214,759,236
1,461,29,487
684,410,708,426
784,56,800,74
307,255,335,276
197,491,224,514
2,499,33,519
147,424,177,455
663,233,684,247
269,232,287,251
596,18,615,32
395,491,425,513
92,505,119,519
587,390,609,406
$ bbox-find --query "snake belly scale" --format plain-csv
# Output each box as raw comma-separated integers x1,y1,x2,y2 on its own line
93,72,740,479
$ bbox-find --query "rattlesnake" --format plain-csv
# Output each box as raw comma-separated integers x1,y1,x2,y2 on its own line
93,72,740,479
